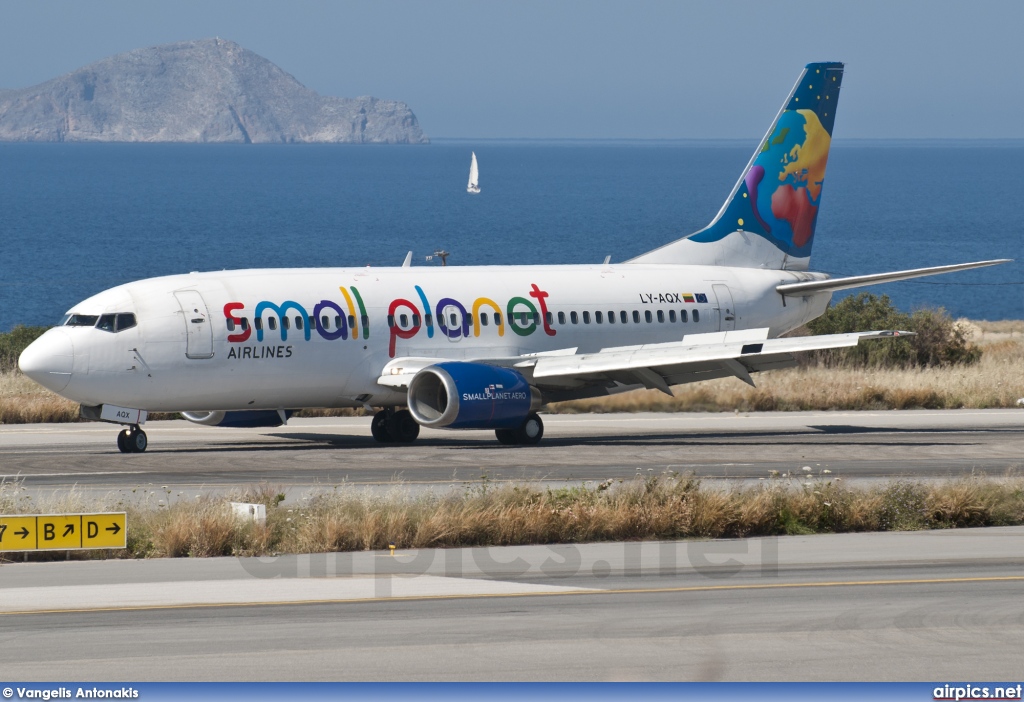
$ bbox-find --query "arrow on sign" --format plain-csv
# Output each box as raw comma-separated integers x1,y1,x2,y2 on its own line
63,524,75,537
15,527,29,539
106,523,122,535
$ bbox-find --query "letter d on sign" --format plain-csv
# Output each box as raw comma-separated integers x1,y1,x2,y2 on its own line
88,521,99,538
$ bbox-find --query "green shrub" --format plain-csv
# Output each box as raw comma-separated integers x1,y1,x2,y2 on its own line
803,294,980,368
0,325,50,373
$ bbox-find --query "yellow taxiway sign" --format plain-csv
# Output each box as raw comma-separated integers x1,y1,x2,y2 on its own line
0,513,126,552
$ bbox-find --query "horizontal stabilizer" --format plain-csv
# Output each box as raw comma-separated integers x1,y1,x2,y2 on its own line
776,259,1011,296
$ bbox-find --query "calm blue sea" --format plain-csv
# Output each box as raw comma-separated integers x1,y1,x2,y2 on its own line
1,140,1021,332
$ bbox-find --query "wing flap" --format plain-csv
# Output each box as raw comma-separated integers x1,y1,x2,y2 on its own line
532,330,910,382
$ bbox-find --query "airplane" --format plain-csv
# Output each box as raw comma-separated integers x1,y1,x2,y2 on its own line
18,62,1009,453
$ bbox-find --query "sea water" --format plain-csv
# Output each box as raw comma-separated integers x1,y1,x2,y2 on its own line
1,140,1020,332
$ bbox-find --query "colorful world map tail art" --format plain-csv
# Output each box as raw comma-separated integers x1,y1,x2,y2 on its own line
629,62,844,271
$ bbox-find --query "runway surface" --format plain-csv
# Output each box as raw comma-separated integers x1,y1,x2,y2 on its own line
0,410,1020,493
1,527,1022,680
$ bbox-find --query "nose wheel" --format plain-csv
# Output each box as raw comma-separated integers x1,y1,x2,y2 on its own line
117,425,148,453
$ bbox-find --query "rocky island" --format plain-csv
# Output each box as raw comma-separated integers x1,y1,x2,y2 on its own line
0,38,427,143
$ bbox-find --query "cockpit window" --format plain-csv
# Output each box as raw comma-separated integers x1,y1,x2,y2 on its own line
66,312,137,332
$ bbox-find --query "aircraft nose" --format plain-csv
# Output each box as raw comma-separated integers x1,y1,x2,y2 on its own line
19,329,75,393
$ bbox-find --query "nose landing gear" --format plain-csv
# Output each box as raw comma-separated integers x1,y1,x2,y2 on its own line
117,425,148,453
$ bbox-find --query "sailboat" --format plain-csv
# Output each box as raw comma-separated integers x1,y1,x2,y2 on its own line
467,151,480,194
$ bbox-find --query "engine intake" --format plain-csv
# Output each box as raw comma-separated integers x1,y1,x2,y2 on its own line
407,362,540,429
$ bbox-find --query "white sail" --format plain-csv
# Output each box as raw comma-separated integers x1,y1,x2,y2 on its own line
467,151,480,193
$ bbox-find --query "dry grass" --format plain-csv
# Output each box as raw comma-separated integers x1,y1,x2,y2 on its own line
3,474,1023,561
550,336,1024,413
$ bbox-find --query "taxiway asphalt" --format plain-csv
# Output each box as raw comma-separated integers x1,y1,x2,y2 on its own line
0,410,1020,494
1,527,1022,680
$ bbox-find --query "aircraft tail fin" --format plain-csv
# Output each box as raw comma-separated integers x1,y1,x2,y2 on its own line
628,62,844,271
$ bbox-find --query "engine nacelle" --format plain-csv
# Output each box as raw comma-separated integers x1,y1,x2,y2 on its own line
407,362,540,429
181,410,292,428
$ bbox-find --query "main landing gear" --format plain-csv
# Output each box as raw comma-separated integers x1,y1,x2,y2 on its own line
371,408,421,444
495,412,544,446
116,424,148,453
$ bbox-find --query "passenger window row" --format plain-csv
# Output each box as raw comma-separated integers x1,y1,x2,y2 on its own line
61,313,137,332
556,309,699,325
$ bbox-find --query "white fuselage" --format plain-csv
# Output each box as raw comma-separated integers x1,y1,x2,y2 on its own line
24,263,830,413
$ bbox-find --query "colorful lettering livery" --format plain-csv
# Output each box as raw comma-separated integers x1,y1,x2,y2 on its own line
223,284,557,358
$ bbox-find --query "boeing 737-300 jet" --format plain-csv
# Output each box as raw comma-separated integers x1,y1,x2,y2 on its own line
19,62,1010,452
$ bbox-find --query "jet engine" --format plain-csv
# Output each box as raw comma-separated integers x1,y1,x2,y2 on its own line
407,362,541,429
180,410,293,428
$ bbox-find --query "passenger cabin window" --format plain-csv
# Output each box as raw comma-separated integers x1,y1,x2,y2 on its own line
334,315,342,330
645,311,653,323
239,318,248,330
481,313,489,326
680,309,687,323
620,311,628,324
558,312,566,325
322,316,331,329
657,310,665,323
97,314,116,332
255,317,264,331
282,317,291,330
595,311,603,324
268,317,278,331
583,311,591,324
545,312,553,326
226,318,236,332
295,316,303,330
361,315,369,330
669,310,676,323
608,311,615,324
387,315,395,328
400,314,409,327
494,313,502,326
693,310,700,323
412,314,420,327
570,311,579,324
349,315,356,330
632,311,640,323
65,314,99,327
450,313,458,327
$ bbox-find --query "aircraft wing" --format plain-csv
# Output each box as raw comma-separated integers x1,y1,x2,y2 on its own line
378,328,911,396
521,327,911,394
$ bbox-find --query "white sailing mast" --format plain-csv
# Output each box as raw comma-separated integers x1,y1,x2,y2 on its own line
467,151,480,194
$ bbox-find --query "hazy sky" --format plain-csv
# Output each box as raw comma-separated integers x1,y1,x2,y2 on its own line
0,0,1021,139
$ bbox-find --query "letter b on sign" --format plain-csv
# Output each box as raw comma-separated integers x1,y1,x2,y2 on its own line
44,523,55,541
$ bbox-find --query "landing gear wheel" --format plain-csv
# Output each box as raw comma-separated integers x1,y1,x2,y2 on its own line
515,412,544,445
120,426,148,453
495,428,518,445
371,410,395,443
388,409,420,443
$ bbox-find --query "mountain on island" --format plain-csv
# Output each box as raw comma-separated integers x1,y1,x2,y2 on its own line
0,38,428,144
